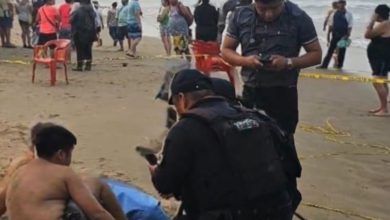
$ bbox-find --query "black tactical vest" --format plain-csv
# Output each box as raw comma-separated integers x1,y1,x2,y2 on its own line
183,98,292,206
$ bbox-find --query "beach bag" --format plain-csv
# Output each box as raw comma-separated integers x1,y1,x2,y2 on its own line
105,179,170,220
337,38,351,48
178,3,193,26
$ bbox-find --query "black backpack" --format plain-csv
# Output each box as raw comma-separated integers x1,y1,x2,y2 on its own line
184,102,298,202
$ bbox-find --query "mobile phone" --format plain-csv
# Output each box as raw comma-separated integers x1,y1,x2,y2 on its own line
258,54,272,64
135,146,158,165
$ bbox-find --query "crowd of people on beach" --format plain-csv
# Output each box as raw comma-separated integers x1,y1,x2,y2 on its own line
0,0,390,219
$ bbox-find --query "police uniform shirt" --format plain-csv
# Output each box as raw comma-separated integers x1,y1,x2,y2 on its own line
226,1,317,88
151,98,242,216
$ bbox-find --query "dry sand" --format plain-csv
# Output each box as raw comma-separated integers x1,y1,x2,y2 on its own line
0,22,389,220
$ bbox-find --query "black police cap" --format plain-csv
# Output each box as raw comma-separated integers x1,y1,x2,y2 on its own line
168,69,213,104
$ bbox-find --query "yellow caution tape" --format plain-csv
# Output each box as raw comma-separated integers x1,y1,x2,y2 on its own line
299,119,390,159
301,72,390,84
1,56,389,84
0,59,31,65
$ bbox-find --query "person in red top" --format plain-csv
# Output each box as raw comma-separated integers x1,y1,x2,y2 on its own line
58,0,73,39
36,0,59,45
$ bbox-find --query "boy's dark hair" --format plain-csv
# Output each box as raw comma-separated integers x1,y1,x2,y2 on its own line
34,125,77,158
375,4,390,20
65,0,73,3
31,122,55,145
112,2,117,7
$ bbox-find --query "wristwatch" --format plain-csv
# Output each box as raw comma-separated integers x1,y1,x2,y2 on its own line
286,58,294,70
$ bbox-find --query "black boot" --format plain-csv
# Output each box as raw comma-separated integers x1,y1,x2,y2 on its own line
73,61,83,71
84,60,92,71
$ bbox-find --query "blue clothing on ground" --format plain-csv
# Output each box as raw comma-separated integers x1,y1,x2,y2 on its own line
105,179,170,220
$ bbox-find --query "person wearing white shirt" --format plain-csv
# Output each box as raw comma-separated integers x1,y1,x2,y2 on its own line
318,0,353,69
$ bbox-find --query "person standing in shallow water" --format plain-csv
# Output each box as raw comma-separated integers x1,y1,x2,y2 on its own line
365,4,390,117
71,0,96,71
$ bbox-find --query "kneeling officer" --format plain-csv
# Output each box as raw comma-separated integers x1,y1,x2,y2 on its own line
149,69,297,220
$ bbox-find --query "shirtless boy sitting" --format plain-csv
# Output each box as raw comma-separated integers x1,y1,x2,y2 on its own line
0,124,124,220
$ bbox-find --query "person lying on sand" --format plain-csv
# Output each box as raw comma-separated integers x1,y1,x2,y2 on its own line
0,123,127,220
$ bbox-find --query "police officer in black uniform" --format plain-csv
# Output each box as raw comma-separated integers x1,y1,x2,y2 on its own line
149,69,296,220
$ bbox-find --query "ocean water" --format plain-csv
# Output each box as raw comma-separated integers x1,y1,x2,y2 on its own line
86,0,383,49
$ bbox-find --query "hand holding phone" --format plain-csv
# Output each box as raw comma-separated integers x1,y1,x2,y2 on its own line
135,146,158,165
258,53,272,64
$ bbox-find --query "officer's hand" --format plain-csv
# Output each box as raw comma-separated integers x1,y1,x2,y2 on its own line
267,55,287,72
243,55,263,69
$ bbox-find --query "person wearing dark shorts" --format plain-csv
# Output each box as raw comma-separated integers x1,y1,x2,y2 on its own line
365,4,390,116
116,25,128,42
116,0,129,51
0,0,16,48
37,32,56,45
36,0,59,46
125,0,142,57
16,0,33,48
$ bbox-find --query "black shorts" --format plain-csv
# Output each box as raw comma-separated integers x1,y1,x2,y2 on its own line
242,86,299,134
117,26,128,41
369,58,390,77
38,33,57,46
19,20,30,28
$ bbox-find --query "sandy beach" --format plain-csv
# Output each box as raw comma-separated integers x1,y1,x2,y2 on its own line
0,20,389,220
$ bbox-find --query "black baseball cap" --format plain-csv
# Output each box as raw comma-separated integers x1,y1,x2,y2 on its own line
211,78,236,102
168,69,213,105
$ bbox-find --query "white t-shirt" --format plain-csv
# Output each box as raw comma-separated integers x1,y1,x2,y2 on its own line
345,11,353,28
93,6,102,28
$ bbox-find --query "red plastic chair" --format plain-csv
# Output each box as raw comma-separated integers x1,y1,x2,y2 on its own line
32,39,71,86
192,40,236,86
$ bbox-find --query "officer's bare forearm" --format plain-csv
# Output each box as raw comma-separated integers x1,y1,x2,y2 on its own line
291,40,322,69
221,48,248,66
